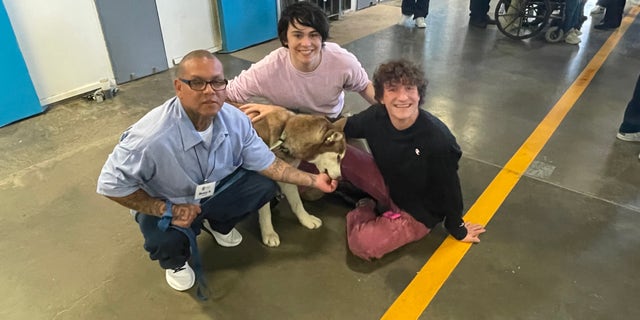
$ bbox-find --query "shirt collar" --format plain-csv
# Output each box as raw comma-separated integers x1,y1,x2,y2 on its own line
174,98,229,151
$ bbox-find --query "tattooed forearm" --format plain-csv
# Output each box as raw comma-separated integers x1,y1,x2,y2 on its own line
106,189,165,216
261,158,315,187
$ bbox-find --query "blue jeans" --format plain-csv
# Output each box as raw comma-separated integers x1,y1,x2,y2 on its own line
137,169,278,269
563,0,583,32
619,73,640,134
401,0,430,18
469,0,491,21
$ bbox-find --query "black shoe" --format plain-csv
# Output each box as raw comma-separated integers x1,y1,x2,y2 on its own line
594,23,619,30
469,18,488,28
485,15,496,25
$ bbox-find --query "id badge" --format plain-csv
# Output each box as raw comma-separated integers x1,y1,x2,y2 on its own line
194,181,216,200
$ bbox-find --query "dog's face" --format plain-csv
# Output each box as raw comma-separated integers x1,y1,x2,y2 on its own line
281,115,346,179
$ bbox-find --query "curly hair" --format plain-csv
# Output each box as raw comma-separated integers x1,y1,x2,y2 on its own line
277,2,329,48
373,59,428,106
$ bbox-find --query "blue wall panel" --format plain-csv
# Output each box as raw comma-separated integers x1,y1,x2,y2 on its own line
0,2,44,127
217,0,278,53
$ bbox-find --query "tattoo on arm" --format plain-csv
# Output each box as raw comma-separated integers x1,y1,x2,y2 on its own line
106,189,165,217
262,158,315,187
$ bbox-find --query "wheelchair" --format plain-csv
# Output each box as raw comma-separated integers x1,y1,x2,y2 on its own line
495,0,572,42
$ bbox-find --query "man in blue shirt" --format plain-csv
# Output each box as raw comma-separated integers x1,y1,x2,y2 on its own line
97,50,337,293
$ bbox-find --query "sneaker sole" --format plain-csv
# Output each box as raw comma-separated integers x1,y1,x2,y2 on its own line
616,133,640,142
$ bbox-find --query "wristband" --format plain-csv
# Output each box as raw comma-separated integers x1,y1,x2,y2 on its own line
157,200,173,231
163,200,173,218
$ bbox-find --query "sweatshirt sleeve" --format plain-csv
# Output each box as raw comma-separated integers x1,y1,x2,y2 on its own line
437,143,468,240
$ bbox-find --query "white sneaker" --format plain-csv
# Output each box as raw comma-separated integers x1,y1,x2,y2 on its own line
415,17,426,28
398,14,414,27
571,28,582,36
165,262,195,291
590,5,605,15
616,131,640,142
565,31,581,45
202,220,242,247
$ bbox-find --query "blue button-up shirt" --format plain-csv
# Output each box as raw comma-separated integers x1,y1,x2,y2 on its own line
97,97,275,205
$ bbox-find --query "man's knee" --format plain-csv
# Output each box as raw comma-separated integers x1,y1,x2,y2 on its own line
246,173,279,207
254,174,279,196
139,220,190,268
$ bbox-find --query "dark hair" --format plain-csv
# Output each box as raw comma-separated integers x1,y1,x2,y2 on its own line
175,49,216,78
277,2,329,47
373,59,428,106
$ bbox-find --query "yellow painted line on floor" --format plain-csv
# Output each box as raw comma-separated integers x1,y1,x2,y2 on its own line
382,6,640,320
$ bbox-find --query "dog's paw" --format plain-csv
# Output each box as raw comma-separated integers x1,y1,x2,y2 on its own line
262,232,281,247
299,215,323,229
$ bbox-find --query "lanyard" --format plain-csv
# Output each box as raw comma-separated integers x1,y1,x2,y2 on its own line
193,145,215,183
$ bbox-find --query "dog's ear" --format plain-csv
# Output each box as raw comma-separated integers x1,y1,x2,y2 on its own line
325,131,344,144
333,117,347,131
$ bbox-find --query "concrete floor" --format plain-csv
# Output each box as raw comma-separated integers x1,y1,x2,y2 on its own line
1,0,639,319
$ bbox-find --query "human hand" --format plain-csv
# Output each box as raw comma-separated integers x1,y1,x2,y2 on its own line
239,103,284,123
460,222,486,243
313,173,338,193
170,203,202,228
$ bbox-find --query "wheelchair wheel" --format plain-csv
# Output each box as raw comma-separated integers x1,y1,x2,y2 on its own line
496,0,552,40
544,26,564,43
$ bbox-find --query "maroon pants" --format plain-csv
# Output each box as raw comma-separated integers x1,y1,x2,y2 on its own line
347,198,429,260
339,145,432,260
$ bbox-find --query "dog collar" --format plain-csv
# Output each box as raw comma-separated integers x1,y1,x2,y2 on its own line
269,131,287,151
270,139,284,150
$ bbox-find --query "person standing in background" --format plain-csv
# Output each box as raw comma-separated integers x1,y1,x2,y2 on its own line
562,0,587,45
594,0,627,29
398,0,430,28
616,72,640,160
469,0,496,28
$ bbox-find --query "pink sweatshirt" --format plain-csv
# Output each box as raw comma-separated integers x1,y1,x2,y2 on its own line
226,42,370,118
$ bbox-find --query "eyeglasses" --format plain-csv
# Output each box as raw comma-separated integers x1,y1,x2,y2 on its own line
179,78,228,91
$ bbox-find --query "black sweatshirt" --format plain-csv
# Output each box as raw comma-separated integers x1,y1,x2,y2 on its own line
344,104,467,240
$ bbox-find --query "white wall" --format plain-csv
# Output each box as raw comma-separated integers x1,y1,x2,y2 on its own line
156,0,222,66
4,0,224,106
3,0,114,106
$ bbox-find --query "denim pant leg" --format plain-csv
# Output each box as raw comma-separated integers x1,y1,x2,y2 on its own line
469,0,490,20
563,0,581,32
402,0,430,17
619,73,640,133
401,0,414,16
603,0,626,27
137,213,192,270
200,169,278,234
